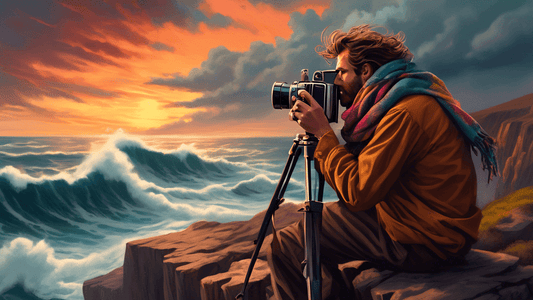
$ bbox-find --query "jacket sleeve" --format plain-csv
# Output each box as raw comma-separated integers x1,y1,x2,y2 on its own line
314,107,424,211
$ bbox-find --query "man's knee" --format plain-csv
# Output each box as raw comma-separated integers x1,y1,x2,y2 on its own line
268,220,304,264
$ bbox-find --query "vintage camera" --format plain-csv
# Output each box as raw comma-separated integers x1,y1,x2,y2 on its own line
271,69,340,123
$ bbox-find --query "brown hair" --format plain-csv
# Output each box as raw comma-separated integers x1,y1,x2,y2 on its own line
316,25,413,75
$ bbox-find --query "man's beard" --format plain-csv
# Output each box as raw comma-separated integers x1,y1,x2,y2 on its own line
339,90,352,108
339,76,364,109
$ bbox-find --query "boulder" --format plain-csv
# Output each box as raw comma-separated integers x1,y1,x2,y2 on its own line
359,250,533,300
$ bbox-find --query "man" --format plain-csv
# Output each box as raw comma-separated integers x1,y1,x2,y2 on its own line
267,25,498,300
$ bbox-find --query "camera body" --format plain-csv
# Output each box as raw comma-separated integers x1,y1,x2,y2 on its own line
271,69,340,123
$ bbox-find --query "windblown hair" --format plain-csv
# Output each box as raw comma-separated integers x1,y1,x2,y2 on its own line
316,25,413,74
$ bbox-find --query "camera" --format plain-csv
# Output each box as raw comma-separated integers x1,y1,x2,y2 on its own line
271,69,340,123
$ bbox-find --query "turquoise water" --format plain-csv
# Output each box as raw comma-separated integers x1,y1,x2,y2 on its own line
0,132,337,299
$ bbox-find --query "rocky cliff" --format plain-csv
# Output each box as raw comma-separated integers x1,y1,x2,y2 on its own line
83,202,302,300
84,200,533,300
471,93,533,199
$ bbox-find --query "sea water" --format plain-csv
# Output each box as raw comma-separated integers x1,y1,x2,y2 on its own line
0,132,338,300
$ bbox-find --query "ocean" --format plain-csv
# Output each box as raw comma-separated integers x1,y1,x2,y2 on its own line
0,132,340,300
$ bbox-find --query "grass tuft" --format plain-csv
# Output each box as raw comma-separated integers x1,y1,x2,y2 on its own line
479,186,533,232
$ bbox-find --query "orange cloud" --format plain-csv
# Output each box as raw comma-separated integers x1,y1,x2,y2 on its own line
1,0,330,136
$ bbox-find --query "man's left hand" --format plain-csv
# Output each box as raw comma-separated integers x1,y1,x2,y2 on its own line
289,90,333,138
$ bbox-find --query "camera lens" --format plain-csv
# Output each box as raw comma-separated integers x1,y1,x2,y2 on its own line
271,82,291,109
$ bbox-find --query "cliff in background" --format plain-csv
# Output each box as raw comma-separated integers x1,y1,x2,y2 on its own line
471,93,533,199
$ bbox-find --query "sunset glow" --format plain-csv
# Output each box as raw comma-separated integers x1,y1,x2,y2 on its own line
3,0,532,137
0,0,329,136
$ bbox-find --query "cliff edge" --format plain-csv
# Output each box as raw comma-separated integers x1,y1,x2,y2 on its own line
84,201,533,300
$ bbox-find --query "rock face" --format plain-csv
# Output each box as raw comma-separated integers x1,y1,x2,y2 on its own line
84,202,303,300
84,202,533,300
471,93,533,199
83,267,123,300
339,250,533,300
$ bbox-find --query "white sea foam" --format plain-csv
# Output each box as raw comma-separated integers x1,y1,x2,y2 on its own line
0,150,86,157
0,166,41,190
0,131,278,219
0,143,49,149
0,134,338,300
0,237,124,300
0,133,179,190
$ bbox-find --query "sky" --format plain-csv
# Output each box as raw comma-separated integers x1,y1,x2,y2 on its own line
1,0,532,137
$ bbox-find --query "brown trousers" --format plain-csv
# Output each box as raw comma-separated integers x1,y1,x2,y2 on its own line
267,200,469,300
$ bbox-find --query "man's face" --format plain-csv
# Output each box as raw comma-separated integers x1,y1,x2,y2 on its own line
334,49,364,108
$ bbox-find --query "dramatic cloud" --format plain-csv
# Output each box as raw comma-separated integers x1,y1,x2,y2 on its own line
150,46,242,92
148,0,533,132
1,0,532,135
467,1,533,65
135,0,234,29
0,0,311,135
149,9,332,124
150,42,176,52
340,0,408,31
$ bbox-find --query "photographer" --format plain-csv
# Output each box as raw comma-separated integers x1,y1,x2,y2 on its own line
267,24,498,300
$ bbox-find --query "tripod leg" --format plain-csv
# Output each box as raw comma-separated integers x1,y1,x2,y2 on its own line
302,138,325,300
304,199,323,300
236,139,302,300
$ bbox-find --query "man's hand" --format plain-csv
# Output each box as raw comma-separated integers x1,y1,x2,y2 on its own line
289,90,333,138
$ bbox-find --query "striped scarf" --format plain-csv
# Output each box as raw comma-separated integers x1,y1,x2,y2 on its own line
341,59,498,182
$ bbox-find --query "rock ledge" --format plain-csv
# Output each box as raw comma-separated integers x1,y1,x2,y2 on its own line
83,203,533,300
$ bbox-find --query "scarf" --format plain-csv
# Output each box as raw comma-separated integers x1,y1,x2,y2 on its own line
341,59,498,183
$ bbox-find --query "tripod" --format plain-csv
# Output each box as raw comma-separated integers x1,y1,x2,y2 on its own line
236,133,325,300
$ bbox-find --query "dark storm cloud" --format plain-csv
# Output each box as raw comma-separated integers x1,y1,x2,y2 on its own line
136,0,200,28
136,0,234,30
148,1,405,120
151,42,176,52
203,13,233,28
0,0,225,32
150,46,242,92
369,0,533,79
372,0,533,111
0,1,66,49
79,38,130,59
0,68,120,109
149,9,334,122
248,0,399,16
0,69,72,119
190,12,233,28
0,70,35,107
466,0,533,69
0,0,154,110
0,37,126,108
148,0,533,125
0,0,125,108
0,0,242,109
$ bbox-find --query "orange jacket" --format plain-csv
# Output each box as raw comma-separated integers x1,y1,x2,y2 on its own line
315,94,481,259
